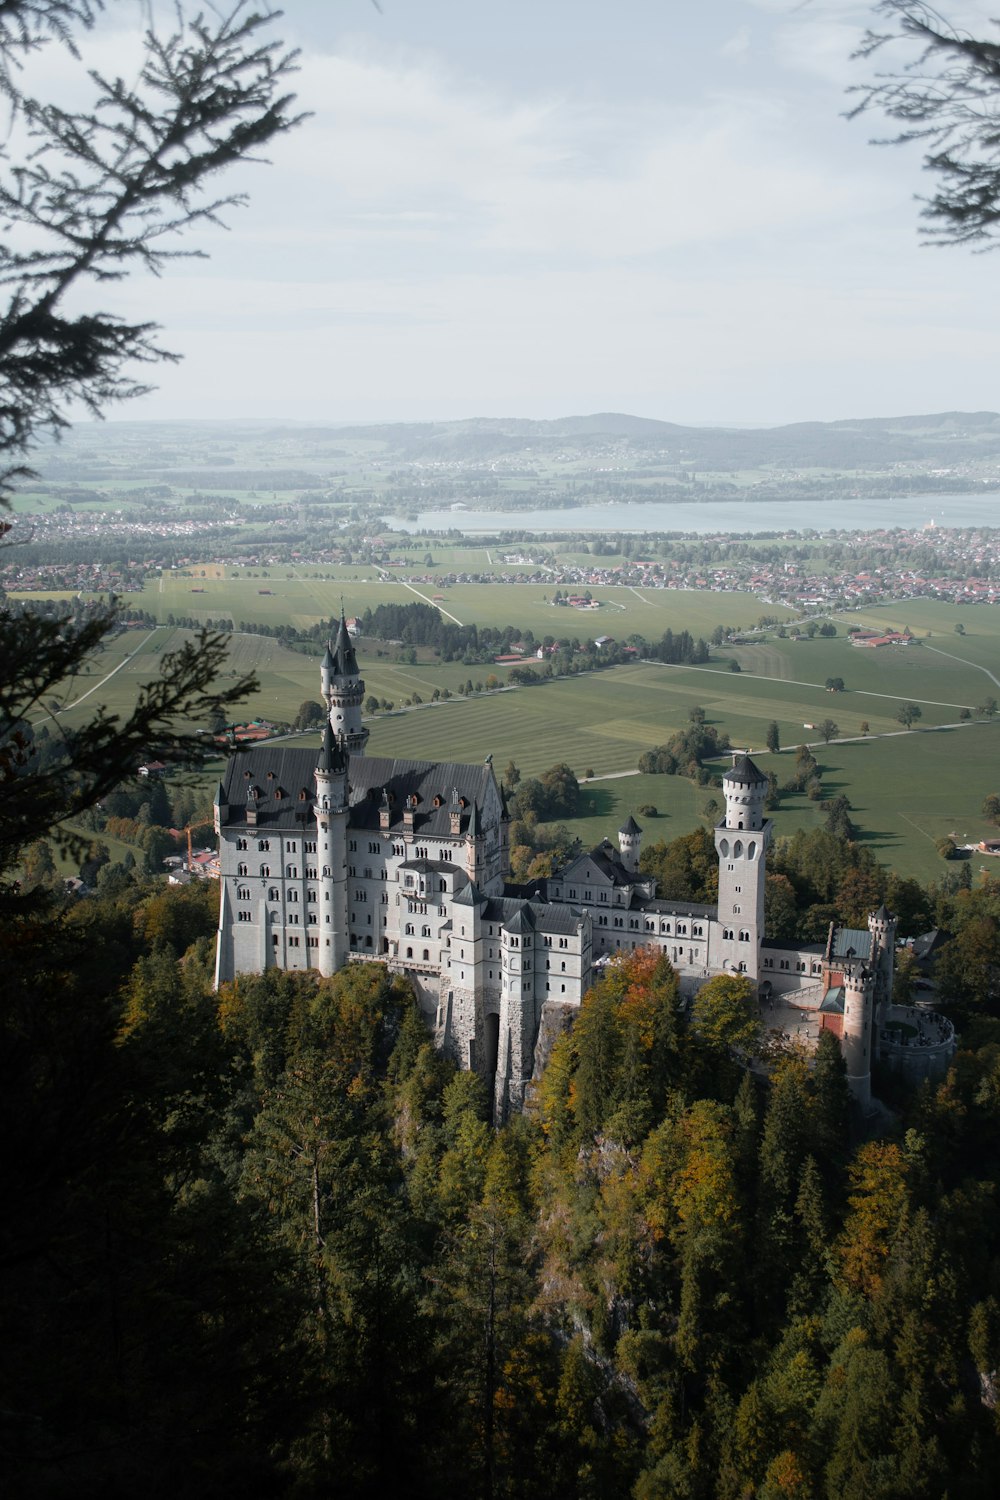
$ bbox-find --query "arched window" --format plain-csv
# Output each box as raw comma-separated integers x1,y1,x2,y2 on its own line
237,863,248,877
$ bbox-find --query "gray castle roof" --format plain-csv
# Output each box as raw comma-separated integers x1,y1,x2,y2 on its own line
218,746,497,837
619,815,642,836
724,753,769,786
332,611,359,676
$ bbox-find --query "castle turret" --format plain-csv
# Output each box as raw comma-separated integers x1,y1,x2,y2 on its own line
324,611,369,756
868,903,897,1028
618,814,642,873
841,959,874,1110
711,754,772,981
314,722,351,976
320,640,334,699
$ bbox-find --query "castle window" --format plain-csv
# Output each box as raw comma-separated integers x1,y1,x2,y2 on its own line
738,961,747,972
286,866,297,878
268,887,278,901
421,926,430,938
406,947,413,959
678,924,687,935
257,840,270,852
272,935,279,947
260,866,270,878
304,841,316,853
369,842,379,854
748,841,756,858
355,889,367,902
306,867,317,879
561,962,566,972
322,865,332,877
423,950,430,962
289,936,300,948
393,844,404,857
629,918,638,930
405,923,414,936
238,910,251,922
289,913,299,925
288,890,298,902
287,841,296,853
237,838,248,851
797,961,806,972
307,891,317,903
349,840,356,852
237,863,248,877
733,840,743,858
733,905,741,915
569,889,576,898
601,891,607,901
308,914,317,925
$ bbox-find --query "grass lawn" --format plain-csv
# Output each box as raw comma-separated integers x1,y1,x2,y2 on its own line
27,591,1000,887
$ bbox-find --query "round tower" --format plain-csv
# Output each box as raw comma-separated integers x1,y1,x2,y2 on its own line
867,903,896,1025
841,960,873,1110
721,752,768,833
314,722,351,977
712,754,772,980
324,611,369,756
618,814,642,873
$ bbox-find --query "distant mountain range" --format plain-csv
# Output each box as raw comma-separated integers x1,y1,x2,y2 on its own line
44,410,1000,485
305,410,1000,471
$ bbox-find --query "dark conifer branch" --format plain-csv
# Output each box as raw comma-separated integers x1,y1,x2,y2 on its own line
851,1,1000,246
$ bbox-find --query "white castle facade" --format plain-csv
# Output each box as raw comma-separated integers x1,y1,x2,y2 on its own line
215,616,955,1116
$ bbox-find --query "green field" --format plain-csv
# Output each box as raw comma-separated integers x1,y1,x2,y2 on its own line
119,572,794,644
26,587,1000,885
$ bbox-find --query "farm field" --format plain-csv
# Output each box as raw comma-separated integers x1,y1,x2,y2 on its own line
115,571,794,642
29,597,1000,886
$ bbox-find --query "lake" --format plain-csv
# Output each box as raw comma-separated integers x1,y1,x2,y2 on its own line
386,492,1000,536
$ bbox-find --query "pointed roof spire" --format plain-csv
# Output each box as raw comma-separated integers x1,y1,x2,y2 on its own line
332,609,358,676
317,720,348,775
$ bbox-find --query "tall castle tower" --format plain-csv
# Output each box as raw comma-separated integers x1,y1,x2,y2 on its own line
712,753,772,979
322,612,369,756
841,960,873,1110
314,721,351,977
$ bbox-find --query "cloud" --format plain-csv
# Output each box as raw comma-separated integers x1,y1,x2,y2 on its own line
720,25,752,60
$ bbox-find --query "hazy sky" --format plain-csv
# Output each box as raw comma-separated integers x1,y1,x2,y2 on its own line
64,1,1000,426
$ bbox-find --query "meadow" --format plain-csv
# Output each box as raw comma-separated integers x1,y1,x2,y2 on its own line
22,579,1000,885
139,570,794,643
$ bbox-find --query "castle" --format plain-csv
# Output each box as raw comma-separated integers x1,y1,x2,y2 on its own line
214,615,955,1116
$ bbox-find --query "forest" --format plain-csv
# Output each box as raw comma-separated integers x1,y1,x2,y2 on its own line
6,814,1000,1498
